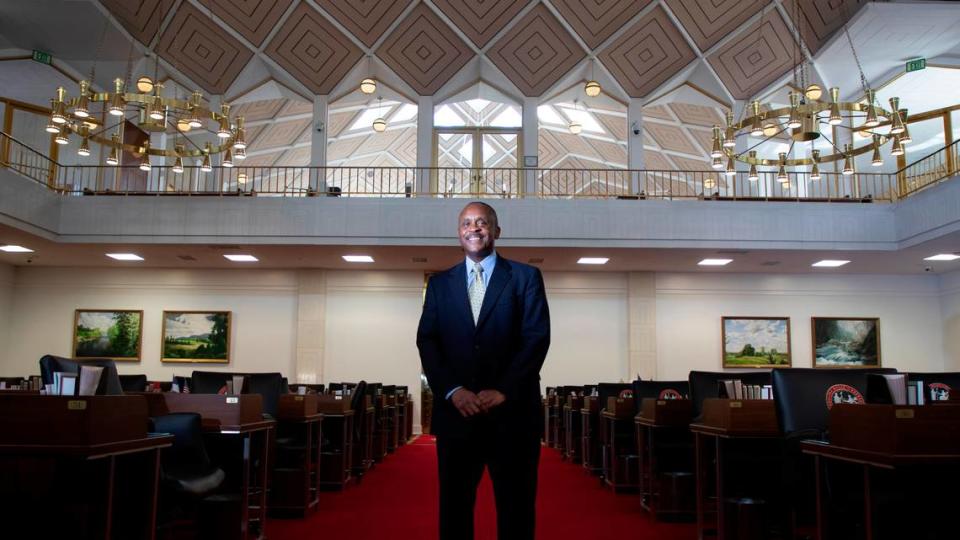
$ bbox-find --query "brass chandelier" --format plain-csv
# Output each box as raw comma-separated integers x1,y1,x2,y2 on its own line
43,50,246,172
709,3,909,182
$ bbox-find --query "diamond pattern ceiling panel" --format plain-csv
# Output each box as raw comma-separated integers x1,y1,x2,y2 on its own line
487,4,585,96
538,131,564,168
783,0,867,54
598,114,627,141
248,118,310,150
643,105,675,121
665,0,770,51
598,6,696,98
279,100,313,116
280,146,311,165
392,130,417,163
327,111,355,138
644,150,673,170
552,0,654,50
265,3,363,94
669,155,712,171
233,98,286,122
157,3,253,94
376,4,474,95
589,139,628,164
328,136,367,161
101,0,174,46
687,127,713,155
668,103,724,127
315,0,413,48
707,11,796,100
197,0,293,46
241,150,283,166
645,123,700,155
433,0,532,48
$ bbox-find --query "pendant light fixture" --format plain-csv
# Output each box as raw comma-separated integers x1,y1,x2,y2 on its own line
172,144,185,174
106,134,120,165
139,142,152,172
810,149,821,181
372,96,387,132
842,144,854,176
748,151,759,182
584,58,601,97
777,152,788,183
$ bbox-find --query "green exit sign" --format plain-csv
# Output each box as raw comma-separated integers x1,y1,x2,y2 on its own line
31,49,52,65
906,58,926,73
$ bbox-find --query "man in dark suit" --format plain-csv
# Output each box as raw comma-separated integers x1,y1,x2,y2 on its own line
417,201,550,540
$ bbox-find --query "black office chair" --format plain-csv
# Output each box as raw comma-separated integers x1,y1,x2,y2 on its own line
771,367,897,537
38,354,124,395
907,371,960,402
688,370,772,421
119,374,148,393
149,413,226,535
631,380,689,413
596,382,632,411
190,371,285,419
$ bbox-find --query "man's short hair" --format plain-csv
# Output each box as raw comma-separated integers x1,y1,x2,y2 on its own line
461,201,499,228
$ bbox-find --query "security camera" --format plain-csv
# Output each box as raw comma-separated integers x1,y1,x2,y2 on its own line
924,266,932,272
632,121,640,136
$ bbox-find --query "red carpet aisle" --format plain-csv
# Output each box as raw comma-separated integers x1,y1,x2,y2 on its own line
267,436,695,539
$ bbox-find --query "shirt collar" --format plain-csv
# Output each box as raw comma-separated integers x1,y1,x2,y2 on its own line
465,250,497,276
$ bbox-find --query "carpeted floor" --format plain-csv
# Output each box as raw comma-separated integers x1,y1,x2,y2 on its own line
267,436,695,539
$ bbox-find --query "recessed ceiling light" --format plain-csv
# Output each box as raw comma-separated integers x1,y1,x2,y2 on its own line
924,254,960,261
224,254,258,262
343,255,374,263
577,257,609,265
698,258,732,266
106,253,144,261
0,245,33,253
812,260,850,267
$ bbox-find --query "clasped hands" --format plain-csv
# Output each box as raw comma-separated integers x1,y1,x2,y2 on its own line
450,388,505,417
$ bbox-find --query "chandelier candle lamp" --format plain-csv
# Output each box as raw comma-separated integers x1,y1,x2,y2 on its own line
710,85,908,177
44,78,245,174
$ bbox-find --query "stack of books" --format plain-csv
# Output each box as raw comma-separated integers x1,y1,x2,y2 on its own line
718,379,773,400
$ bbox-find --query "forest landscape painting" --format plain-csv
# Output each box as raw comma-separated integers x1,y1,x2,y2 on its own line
812,317,880,367
73,309,143,360
162,311,231,363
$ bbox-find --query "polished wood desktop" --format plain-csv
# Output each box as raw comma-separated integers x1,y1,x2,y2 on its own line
272,394,323,517
689,399,779,540
147,393,274,540
0,394,172,540
802,404,960,540
635,398,695,520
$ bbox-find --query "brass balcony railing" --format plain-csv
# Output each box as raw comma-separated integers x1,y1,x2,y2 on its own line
1,131,957,201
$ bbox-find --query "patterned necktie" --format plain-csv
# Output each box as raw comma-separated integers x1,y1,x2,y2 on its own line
468,262,485,324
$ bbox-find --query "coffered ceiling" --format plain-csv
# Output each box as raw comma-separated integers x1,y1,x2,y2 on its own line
56,0,885,103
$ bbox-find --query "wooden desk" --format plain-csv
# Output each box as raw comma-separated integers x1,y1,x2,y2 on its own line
404,398,414,443
317,396,355,489
690,399,779,540
544,397,559,447
636,398,694,521
153,393,274,540
580,397,602,474
271,395,323,517
355,401,375,474
0,395,172,540
802,404,960,540
396,395,409,446
563,395,583,463
553,397,566,453
373,395,389,462
601,407,639,491
385,395,399,452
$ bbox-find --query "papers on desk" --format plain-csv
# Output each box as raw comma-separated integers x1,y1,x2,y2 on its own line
78,366,103,396
52,372,77,396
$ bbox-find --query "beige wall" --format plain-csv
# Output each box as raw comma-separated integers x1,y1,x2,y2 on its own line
0,263,12,365
941,270,960,370
0,265,952,432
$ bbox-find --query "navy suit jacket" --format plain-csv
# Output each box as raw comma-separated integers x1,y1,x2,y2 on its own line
417,256,550,438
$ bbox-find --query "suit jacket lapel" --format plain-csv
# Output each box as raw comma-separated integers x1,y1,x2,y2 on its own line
476,257,511,330
449,262,474,328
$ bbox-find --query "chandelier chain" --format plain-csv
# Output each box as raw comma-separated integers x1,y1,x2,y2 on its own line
89,18,109,85
839,2,870,97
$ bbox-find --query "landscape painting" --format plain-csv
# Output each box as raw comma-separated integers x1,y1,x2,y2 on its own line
813,317,880,368
722,317,791,368
162,311,231,363
73,309,143,361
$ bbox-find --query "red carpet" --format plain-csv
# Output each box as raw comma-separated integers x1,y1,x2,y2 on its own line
267,436,695,539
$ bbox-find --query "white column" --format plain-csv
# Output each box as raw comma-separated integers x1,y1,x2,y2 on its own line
627,272,657,380
521,97,538,197
310,95,328,193
296,270,327,384
627,98,645,195
416,96,434,195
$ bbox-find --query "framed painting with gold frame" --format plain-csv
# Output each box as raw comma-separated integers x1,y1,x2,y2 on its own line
161,311,231,363
812,317,880,368
721,316,791,368
72,309,143,361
